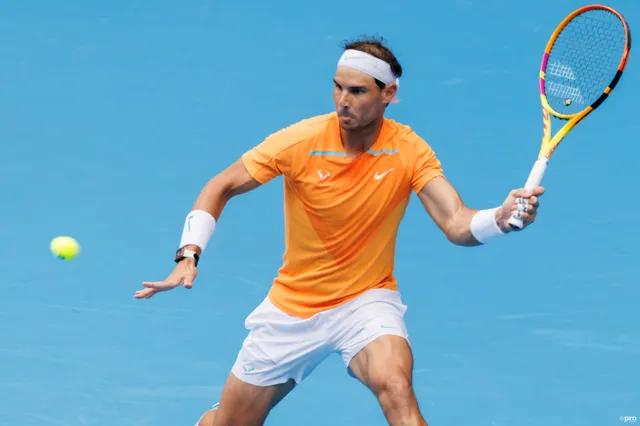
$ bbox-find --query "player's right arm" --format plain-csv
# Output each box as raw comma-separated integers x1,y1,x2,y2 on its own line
183,159,262,255
136,118,305,300
135,158,261,299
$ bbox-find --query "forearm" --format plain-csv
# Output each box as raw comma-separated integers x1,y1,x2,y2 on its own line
444,206,507,247
181,179,231,255
179,159,261,255
443,206,483,247
191,176,234,222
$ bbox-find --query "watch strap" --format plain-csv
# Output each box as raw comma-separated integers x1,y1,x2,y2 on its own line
175,248,200,266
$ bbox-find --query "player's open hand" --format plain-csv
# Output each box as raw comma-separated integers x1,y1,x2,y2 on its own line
135,259,198,299
497,186,545,232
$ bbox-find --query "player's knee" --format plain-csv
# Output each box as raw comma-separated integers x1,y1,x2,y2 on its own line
375,373,413,405
375,374,427,425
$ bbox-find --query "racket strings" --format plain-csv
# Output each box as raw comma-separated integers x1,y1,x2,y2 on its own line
545,9,626,114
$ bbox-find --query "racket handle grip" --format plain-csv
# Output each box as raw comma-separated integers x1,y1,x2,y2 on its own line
508,158,548,229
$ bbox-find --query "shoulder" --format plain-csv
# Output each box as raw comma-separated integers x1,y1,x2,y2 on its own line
383,118,437,156
241,113,336,181
383,118,444,192
262,112,336,152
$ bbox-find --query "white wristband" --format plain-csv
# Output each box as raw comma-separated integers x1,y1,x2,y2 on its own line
470,207,504,244
179,210,216,252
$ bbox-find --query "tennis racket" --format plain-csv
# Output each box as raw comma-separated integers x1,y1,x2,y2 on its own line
509,4,632,229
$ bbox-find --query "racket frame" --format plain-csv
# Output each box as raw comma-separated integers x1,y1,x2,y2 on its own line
508,4,632,229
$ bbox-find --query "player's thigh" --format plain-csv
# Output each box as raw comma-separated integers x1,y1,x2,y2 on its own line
336,289,411,388
347,334,415,396
334,289,414,395
209,373,295,426
205,295,329,425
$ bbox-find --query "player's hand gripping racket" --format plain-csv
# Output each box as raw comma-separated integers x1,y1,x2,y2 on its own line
509,4,632,229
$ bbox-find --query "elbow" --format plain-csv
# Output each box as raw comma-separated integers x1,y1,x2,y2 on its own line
442,221,464,245
444,230,479,247
443,212,482,247
447,234,482,247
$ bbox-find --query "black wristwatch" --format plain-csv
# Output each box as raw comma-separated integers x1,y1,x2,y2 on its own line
174,247,200,266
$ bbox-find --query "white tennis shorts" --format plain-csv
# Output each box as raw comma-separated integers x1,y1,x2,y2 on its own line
231,288,410,387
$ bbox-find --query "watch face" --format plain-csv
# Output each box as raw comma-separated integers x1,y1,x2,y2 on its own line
175,248,186,260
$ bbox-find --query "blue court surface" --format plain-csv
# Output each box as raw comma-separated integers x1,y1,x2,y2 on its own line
1,1,639,425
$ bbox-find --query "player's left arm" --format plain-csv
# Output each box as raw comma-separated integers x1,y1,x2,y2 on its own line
416,176,544,246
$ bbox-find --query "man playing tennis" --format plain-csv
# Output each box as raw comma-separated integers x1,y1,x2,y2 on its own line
136,36,544,426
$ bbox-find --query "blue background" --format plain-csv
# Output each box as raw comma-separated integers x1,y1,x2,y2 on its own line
1,0,638,425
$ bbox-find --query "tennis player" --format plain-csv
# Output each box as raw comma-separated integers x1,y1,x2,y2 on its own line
136,36,544,426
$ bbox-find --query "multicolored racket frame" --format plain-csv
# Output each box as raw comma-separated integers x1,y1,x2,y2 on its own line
508,4,631,230
537,4,632,160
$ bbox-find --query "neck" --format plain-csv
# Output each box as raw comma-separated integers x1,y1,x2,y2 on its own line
340,115,384,157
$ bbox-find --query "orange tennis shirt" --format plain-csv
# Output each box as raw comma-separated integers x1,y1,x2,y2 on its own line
241,112,444,318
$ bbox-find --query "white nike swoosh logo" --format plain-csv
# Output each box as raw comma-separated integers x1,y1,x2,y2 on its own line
374,168,394,180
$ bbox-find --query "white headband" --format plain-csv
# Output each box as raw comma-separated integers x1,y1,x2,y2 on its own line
337,49,400,103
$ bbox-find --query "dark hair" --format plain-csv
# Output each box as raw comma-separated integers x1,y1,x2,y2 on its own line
341,35,403,89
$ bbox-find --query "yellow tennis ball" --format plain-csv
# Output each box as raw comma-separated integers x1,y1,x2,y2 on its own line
50,236,81,260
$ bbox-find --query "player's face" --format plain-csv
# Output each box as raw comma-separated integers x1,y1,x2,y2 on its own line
333,67,394,131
